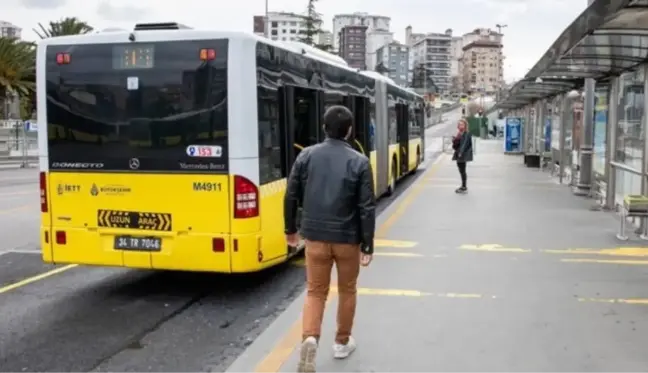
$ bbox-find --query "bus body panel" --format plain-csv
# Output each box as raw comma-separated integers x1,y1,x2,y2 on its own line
408,137,422,170
374,81,390,195
47,172,232,271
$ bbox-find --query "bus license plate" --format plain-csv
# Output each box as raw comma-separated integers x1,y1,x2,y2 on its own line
114,236,162,251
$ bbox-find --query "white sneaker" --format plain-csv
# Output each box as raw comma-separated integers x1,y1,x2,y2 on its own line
297,336,318,372
333,336,357,359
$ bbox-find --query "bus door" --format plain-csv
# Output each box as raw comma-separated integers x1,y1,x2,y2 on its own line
396,103,409,176
351,95,370,157
292,87,321,158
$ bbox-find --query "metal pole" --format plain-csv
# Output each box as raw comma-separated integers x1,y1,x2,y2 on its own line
264,0,269,37
559,96,568,184
605,77,618,210
641,64,648,236
575,78,595,195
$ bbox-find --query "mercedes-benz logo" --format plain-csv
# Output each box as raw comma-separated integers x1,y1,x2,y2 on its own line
129,158,140,170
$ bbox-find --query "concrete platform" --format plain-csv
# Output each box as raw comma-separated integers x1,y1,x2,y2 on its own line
226,139,648,372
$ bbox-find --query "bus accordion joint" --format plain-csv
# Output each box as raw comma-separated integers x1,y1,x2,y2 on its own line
293,143,304,150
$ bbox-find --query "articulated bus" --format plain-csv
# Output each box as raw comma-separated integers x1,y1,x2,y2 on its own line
37,23,425,273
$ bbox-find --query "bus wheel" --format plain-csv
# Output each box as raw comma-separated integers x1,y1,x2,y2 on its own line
387,160,396,196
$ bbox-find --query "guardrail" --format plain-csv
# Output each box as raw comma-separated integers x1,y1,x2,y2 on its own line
425,103,462,128
0,137,38,169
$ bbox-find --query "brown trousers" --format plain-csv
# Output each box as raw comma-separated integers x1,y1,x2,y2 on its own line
302,240,360,345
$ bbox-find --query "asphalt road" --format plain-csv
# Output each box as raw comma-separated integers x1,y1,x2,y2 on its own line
0,111,460,372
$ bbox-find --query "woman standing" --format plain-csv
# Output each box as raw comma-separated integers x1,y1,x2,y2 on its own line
452,119,473,193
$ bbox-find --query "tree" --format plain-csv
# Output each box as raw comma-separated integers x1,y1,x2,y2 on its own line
33,17,94,39
298,0,333,52
0,37,36,119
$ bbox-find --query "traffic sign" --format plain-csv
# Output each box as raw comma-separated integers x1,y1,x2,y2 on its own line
24,121,38,132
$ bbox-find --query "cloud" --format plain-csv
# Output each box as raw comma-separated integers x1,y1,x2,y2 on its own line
96,0,148,22
20,0,66,9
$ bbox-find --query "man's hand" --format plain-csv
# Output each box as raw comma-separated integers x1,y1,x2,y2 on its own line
360,253,373,267
286,233,300,247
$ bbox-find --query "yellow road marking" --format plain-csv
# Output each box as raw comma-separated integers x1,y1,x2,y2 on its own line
255,153,445,372
579,297,648,305
334,287,489,298
375,252,423,257
561,258,648,265
374,239,418,248
546,247,648,257
0,264,77,295
459,244,530,253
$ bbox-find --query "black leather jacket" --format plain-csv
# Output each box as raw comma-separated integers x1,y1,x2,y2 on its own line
284,138,376,254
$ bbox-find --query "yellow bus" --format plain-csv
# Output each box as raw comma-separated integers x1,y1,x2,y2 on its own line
37,23,426,273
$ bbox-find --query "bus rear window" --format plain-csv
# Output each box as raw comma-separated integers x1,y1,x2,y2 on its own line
45,39,228,172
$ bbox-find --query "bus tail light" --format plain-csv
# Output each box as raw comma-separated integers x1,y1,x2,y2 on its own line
234,175,258,218
55,231,66,245
39,172,48,212
212,238,225,252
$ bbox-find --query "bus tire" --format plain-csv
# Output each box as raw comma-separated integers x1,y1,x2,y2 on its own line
386,158,397,196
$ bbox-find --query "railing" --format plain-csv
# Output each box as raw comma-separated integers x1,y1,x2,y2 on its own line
0,137,38,169
425,103,462,128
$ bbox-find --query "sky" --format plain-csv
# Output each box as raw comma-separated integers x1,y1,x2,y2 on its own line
4,0,586,82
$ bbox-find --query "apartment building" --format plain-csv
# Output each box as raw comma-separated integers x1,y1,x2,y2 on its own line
409,28,453,93
460,40,503,94
459,28,504,94
375,41,410,87
366,29,393,70
450,36,463,92
332,12,390,51
0,21,21,38
339,25,367,69
252,12,333,49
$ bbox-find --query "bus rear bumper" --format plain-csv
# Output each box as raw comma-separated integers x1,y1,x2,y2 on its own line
41,226,290,274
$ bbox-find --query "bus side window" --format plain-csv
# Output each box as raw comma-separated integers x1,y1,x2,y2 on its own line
257,86,285,184
293,87,320,156
408,106,419,138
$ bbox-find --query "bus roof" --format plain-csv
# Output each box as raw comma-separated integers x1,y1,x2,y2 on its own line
38,23,423,101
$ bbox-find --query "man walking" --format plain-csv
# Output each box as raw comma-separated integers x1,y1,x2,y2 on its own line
284,105,376,373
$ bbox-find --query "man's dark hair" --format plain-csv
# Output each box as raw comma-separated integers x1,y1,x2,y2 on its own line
323,105,354,139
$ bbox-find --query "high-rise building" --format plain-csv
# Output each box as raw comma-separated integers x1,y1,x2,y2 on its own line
458,28,504,94
375,41,410,87
409,28,453,94
252,15,265,37
0,21,21,38
366,29,393,71
332,13,390,51
338,25,367,70
450,36,463,93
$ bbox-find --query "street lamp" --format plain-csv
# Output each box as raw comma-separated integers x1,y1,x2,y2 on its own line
495,24,507,34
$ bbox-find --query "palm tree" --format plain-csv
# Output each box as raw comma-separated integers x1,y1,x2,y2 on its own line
0,37,36,119
33,17,94,39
